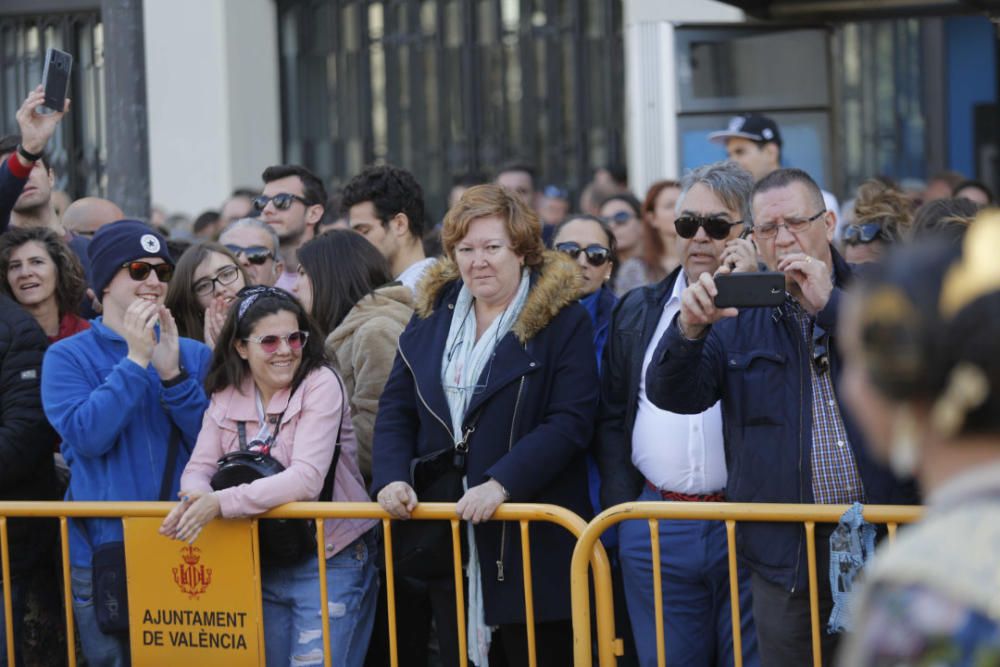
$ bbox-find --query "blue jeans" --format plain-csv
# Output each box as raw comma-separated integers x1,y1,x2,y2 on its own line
69,566,130,667
262,530,378,667
619,487,759,667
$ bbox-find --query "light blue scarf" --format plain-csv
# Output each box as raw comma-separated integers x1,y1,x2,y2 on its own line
440,268,530,666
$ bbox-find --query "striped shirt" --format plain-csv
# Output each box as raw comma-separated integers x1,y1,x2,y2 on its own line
789,302,865,505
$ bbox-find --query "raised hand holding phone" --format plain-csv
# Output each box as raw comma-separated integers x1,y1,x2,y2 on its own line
678,273,738,340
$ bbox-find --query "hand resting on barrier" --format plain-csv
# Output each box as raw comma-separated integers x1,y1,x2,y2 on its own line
456,479,506,525
378,481,419,519
159,490,221,544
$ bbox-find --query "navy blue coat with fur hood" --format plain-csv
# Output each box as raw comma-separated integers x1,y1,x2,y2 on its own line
372,251,598,625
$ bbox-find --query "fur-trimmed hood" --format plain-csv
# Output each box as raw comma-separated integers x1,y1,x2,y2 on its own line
413,250,583,343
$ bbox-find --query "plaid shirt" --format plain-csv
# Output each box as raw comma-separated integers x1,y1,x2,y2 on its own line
789,302,865,505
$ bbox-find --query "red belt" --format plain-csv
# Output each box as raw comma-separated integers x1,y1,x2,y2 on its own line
645,480,725,502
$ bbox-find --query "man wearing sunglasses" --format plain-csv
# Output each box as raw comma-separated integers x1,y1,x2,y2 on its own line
256,164,326,292
597,161,760,667
219,217,284,287
645,168,915,666
40,220,212,665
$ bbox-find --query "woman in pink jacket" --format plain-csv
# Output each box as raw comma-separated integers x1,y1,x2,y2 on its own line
160,285,378,666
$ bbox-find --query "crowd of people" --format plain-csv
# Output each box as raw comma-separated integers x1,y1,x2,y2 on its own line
0,79,997,667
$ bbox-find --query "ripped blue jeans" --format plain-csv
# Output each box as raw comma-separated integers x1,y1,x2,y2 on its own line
262,530,378,667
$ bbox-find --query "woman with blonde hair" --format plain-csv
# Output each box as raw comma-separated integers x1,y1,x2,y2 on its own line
841,179,912,264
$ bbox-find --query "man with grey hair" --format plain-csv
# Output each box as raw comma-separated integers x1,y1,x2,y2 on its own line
218,217,284,286
597,160,759,666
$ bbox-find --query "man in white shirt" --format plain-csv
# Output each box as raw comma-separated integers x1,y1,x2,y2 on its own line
342,164,435,293
597,161,760,666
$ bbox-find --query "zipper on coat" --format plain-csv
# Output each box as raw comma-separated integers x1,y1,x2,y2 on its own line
791,314,806,593
497,371,527,582
398,344,456,442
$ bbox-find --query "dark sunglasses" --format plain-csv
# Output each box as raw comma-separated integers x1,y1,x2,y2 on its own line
843,223,885,246
251,193,311,212
555,241,612,267
224,244,274,265
122,261,174,283
604,211,635,226
674,215,743,240
243,330,309,354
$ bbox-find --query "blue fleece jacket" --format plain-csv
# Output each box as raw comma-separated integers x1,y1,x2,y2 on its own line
41,318,211,566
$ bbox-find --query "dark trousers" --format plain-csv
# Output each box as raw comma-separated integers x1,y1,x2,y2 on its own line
749,526,840,667
619,490,759,667
427,576,573,667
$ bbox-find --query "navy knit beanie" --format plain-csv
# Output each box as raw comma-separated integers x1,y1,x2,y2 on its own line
88,219,173,298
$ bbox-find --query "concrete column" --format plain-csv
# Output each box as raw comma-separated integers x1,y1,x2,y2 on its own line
102,0,151,218
143,0,281,218
622,0,744,198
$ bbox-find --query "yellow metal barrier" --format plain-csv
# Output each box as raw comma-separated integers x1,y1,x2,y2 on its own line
0,501,615,667
569,502,924,667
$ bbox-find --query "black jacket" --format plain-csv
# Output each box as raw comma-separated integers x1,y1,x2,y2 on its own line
0,295,60,572
645,248,915,591
595,267,681,509
372,252,598,625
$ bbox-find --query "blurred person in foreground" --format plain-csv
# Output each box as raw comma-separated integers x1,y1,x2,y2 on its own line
598,161,760,667
909,197,982,243
836,211,1000,666
644,167,914,666
841,179,912,264
373,184,597,666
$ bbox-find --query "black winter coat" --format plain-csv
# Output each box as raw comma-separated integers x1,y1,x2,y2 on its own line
372,252,598,625
0,295,60,572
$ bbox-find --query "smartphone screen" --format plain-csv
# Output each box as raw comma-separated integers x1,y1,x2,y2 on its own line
41,48,73,113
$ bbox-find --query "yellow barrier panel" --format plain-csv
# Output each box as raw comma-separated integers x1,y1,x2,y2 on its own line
569,502,923,667
123,518,263,664
0,501,615,667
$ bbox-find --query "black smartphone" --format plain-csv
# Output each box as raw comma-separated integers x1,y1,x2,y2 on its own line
41,48,73,113
714,272,786,309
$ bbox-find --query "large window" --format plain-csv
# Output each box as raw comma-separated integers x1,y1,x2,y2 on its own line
0,11,106,198
276,0,624,219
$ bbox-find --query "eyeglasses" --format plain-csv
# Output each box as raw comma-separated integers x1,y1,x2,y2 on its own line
243,330,309,354
122,261,174,283
224,244,274,265
674,215,743,240
251,193,311,212
192,264,241,297
604,211,635,226
753,210,826,239
843,223,885,246
554,241,612,267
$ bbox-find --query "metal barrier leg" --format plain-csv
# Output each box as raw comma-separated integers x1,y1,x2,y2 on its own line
450,519,468,667
59,518,77,667
887,523,897,543
519,521,537,667
725,520,743,667
315,518,332,667
382,520,400,667
0,518,14,667
648,519,666,667
805,522,822,667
